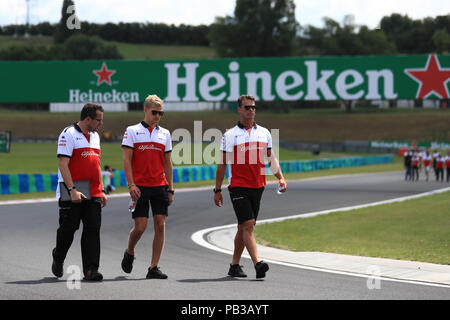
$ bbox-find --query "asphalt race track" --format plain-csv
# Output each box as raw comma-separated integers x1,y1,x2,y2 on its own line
1,171,450,300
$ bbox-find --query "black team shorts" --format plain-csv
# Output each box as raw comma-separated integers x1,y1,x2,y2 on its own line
228,186,265,224
132,185,170,219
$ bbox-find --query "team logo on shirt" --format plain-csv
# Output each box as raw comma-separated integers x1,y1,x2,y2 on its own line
138,144,162,152
81,151,100,158
239,145,265,153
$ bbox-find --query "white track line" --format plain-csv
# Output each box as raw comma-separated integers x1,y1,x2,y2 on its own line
192,186,450,289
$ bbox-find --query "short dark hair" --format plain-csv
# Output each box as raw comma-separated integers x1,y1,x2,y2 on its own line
80,103,104,120
237,94,255,107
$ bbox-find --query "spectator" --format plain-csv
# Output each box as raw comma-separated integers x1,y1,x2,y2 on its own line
411,152,420,181
102,165,115,194
436,153,444,182
403,149,412,181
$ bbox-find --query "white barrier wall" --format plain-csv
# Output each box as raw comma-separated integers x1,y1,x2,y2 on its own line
163,102,221,111
50,102,222,112
50,103,128,112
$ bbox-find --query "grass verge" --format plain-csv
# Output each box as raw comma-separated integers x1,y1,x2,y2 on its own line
255,191,450,265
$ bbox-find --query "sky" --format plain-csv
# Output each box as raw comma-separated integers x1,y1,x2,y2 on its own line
1,0,449,29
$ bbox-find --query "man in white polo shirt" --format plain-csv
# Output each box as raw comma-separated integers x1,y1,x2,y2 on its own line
214,94,287,279
121,94,174,279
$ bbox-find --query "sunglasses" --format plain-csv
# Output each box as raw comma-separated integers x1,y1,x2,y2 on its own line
242,105,256,110
151,110,164,116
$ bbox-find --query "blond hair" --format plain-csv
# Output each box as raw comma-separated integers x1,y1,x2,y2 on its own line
144,94,163,109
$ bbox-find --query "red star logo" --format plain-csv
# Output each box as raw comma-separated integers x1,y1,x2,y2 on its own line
93,62,116,86
405,55,450,99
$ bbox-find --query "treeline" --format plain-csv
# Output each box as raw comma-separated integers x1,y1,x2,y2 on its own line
207,0,450,57
0,22,210,46
298,14,450,56
0,0,449,61
379,14,450,54
0,34,123,61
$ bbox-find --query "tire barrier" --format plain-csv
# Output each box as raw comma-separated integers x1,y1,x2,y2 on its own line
0,155,393,195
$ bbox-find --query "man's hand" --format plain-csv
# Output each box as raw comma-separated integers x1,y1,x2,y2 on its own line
100,192,107,207
168,193,174,206
278,178,287,193
129,184,141,201
214,191,223,207
70,189,87,203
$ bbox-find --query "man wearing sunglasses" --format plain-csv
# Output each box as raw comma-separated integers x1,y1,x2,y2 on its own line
121,94,174,279
214,94,287,279
52,103,107,282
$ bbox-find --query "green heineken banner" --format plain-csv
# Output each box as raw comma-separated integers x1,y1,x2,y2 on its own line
0,54,449,103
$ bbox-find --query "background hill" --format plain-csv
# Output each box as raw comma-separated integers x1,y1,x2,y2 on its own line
1,108,449,143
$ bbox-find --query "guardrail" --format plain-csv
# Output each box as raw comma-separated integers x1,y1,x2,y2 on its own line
0,155,393,195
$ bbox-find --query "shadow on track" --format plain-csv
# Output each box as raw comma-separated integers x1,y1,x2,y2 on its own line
5,276,150,285
177,276,264,283
5,277,62,285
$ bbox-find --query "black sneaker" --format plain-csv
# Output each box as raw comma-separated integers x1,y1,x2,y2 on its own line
51,248,63,278
121,250,135,274
83,270,103,282
146,266,168,279
255,261,269,279
228,264,247,278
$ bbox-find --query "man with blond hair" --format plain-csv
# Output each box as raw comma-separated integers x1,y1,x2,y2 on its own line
121,94,174,279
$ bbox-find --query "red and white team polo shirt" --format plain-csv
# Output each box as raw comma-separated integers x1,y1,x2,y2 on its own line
423,154,432,167
56,123,102,199
221,121,272,189
436,156,445,169
445,156,450,169
411,156,420,167
122,121,172,187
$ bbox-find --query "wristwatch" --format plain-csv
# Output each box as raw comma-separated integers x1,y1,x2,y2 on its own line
213,188,222,193
168,190,175,195
68,186,76,192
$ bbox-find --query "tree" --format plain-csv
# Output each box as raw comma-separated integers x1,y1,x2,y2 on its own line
300,16,396,56
432,28,450,53
208,0,299,57
380,14,450,53
380,14,417,53
54,0,80,43
61,34,123,60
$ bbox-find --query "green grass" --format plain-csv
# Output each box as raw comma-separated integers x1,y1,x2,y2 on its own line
107,40,215,60
0,35,54,50
0,35,215,60
255,191,450,265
